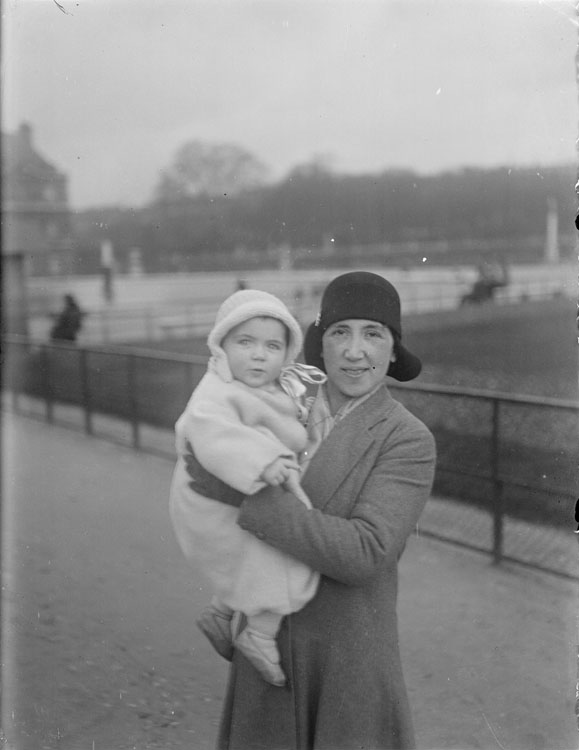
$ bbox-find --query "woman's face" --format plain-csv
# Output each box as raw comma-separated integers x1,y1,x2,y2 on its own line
322,319,395,411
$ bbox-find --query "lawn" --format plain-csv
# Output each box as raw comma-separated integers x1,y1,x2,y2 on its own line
149,296,578,399
404,296,577,399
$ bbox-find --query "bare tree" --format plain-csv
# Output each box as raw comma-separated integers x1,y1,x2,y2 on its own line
154,141,270,201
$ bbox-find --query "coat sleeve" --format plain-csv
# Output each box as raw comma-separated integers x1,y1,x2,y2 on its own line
180,377,294,495
183,441,246,507
237,423,436,585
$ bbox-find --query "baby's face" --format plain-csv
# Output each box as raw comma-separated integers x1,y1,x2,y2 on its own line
221,316,289,389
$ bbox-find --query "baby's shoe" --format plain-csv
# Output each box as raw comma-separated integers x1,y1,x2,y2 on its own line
196,606,234,661
234,628,286,686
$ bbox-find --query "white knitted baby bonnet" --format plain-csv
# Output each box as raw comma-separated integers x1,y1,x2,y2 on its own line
207,289,304,382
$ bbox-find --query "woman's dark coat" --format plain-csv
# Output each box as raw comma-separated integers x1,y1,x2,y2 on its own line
217,384,436,750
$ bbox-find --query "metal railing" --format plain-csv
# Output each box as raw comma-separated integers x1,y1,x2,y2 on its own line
3,334,577,580
28,276,570,345
389,381,578,578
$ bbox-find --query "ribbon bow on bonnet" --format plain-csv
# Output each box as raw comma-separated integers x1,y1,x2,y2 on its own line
279,363,327,422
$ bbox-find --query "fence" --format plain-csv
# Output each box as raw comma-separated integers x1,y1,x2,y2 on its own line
3,335,577,581
29,272,570,345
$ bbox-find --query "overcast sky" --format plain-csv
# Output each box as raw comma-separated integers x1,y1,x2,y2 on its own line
2,0,577,209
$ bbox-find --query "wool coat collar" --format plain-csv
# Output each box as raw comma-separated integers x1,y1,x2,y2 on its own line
303,383,397,512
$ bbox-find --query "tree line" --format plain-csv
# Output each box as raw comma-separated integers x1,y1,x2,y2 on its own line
72,142,576,273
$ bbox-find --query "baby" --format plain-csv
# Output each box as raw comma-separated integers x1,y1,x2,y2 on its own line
169,289,325,686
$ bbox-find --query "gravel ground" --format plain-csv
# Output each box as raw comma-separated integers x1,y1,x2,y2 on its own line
2,413,577,750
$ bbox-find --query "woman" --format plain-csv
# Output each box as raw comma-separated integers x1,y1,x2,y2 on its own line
185,271,436,749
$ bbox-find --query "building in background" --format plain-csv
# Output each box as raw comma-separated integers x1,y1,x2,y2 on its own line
2,122,73,274
1,122,73,333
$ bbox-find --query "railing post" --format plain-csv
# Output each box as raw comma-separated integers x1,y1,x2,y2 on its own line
11,341,20,414
127,354,140,449
491,398,503,564
102,311,110,344
79,347,93,435
145,308,154,342
43,345,54,423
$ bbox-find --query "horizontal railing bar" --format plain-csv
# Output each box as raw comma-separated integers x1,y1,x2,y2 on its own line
32,295,564,327
496,553,578,581
435,465,577,499
416,528,494,555
418,529,578,582
390,381,579,410
2,334,208,366
5,335,578,410
494,477,577,500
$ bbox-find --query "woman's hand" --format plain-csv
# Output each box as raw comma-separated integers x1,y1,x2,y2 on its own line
237,424,436,585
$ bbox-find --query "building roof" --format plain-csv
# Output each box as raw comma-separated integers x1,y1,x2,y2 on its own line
2,122,68,208
2,122,65,182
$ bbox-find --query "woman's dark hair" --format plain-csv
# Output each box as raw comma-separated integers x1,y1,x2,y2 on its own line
390,329,401,362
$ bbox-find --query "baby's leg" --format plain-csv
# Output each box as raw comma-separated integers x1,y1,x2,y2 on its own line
235,610,286,686
197,596,235,661
209,596,234,619
284,470,313,509
246,610,282,639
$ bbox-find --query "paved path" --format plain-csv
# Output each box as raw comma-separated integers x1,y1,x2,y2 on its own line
2,413,577,749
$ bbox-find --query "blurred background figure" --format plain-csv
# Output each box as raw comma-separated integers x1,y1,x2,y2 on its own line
100,240,115,303
460,259,510,306
49,294,84,342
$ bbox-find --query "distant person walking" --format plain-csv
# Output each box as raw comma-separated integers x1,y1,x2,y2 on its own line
50,294,84,343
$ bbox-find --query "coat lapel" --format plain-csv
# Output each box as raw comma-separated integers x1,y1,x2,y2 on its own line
303,385,396,512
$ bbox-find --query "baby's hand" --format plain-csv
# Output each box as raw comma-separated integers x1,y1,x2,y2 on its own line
282,468,300,493
283,469,313,509
261,456,300,487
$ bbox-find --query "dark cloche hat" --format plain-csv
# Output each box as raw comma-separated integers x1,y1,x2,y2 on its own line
303,271,422,382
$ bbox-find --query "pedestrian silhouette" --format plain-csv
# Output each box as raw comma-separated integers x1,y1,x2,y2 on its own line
50,294,84,342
